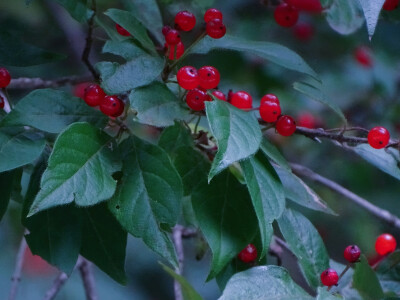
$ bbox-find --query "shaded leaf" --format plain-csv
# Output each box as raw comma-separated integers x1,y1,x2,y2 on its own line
260,138,291,171
325,0,364,35
353,255,384,300
102,40,147,61
358,0,385,38
0,170,17,222
158,121,194,153
54,0,91,23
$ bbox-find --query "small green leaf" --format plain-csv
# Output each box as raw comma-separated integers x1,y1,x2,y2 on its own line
353,255,384,300
0,170,18,221
0,89,108,133
377,250,400,275
159,121,194,153
260,139,291,171
219,266,313,300
325,0,364,35
29,123,121,216
358,0,385,38
54,0,91,23
130,82,188,127
205,100,262,181
102,40,147,60
277,208,330,289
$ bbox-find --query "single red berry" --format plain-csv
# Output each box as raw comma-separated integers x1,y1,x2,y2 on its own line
274,3,299,28
298,112,317,129
320,268,339,287
177,66,199,90
368,126,390,149
212,90,226,101
73,82,91,99
286,0,323,13
165,29,181,45
293,23,314,41
115,24,130,37
186,88,211,111
100,95,124,117
261,93,280,105
165,42,185,60
276,115,296,136
260,101,281,123
162,25,172,36
198,66,220,90
206,19,226,39
0,67,11,88
344,245,361,263
0,95,4,109
383,0,399,10
83,84,106,107
354,46,373,68
204,8,223,22
238,244,258,263
375,233,397,256
231,91,252,109
175,11,196,31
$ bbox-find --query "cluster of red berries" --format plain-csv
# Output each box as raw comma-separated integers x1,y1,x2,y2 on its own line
83,84,124,117
274,0,322,28
383,0,399,11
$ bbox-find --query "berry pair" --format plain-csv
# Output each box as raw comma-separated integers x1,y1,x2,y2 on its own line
204,8,226,39
0,67,11,88
274,0,322,28
177,66,220,90
83,84,124,117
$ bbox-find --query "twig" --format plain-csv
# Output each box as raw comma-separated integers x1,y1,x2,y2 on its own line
82,0,99,80
290,163,400,230
8,75,93,90
43,272,69,300
8,231,28,300
79,258,98,300
172,225,185,300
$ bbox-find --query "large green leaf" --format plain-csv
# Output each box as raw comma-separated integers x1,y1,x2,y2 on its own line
219,266,313,300
353,255,384,300
158,121,194,153
28,123,121,216
192,171,258,279
0,128,45,172
277,209,330,289
130,82,188,127
54,0,91,23
0,89,108,134
81,203,127,284
0,170,17,221
205,100,262,181
325,0,364,35
358,0,385,38
102,40,147,61
240,153,285,258
190,35,318,79
260,139,291,171
108,136,182,266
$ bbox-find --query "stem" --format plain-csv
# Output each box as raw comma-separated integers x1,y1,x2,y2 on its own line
8,231,28,300
194,115,202,135
8,75,93,89
79,258,98,300
43,272,68,300
82,0,99,80
172,225,185,300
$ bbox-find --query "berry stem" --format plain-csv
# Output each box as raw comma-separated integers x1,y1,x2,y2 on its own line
327,264,350,292
194,115,202,134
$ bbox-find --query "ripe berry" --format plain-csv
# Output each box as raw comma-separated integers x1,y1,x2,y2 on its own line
165,42,184,60
100,95,124,117
276,115,296,136
298,112,317,129
162,25,172,36
115,24,130,37
260,101,281,123
383,0,399,10
0,95,4,109
354,46,373,68
175,11,196,31
293,23,314,41
177,66,199,90
73,82,91,99
320,269,339,287
165,29,181,45
231,91,252,109
84,84,106,107
286,0,323,13
375,233,397,256
344,245,361,263
186,88,211,111
206,19,226,39
0,67,11,88
212,90,226,101
368,126,390,149
204,8,223,22
238,244,257,263
261,93,280,105
274,4,299,28
198,66,220,90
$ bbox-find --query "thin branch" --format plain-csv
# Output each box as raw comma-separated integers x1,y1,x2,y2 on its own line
82,0,99,80
8,231,28,300
43,272,69,300
172,225,185,300
290,163,400,230
8,75,93,90
79,258,98,300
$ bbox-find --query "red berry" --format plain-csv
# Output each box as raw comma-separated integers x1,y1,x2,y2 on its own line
204,8,223,22
177,66,199,90
198,66,220,90
238,244,257,263
175,11,196,31
383,0,399,10
186,88,211,111
298,112,317,129
73,82,91,99
261,93,280,105
212,90,226,101
320,268,339,287
0,67,11,88
115,24,130,37
83,84,106,107
293,23,314,41
0,95,4,109
100,95,124,117
231,91,252,109
368,126,390,149
286,0,323,13
276,115,296,136
274,4,299,28
206,19,226,39
165,29,181,45
344,245,361,263
165,42,184,60
375,233,397,256
260,101,281,123
162,25,172,36
354,46,373,68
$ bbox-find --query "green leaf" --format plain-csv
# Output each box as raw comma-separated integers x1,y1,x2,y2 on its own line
219,266,313,300
205,100,262,181
0,31,66,66
108,136,183,266
0,89,108,134
353,255,384,300
0,170,18,221
277,208,330,289
104,9,156,54
325,0,364,35
54,0,91,23
316,287,342,299
240,153,285,258
377,250,400,275
0,128,45,172
160,263,204,300
102,40,147,61
190,35,318,79
192,171,258,279
260,139,291,172
293,79,347,125
81,203,127,284
158,121,194,153
97,56,164,95
358,0,385,38
28,123,120,216
130,82,188,127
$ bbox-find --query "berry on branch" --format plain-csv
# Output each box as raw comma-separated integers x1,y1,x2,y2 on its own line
259,95,281,123
367,126,390,149
231,91,253,109
238,244,258,263
186,88,211,111
204,8,223,22
198,66,220,90
206,19,226,39
177,66,199,90
276,115,296,136
175,11,196,31
375,233,397,256
343,245,361,263
320,268,339,286
0,67,11,88
165,29,181,45
83,84,106,107
212,90,226,101
100,95,124,117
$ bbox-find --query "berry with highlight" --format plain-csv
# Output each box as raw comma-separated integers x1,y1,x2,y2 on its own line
100,95,124,117
238,244,257,263
177,66,199,90
368,126,390,149
198,66,220,90
186,88,211,111
375,233,397,256
276,115,296,136
206,19,226,39
344,245,361,263
83,84,106,107
204,8,223,22
231,91,252,109
320,268,339,287
175,11,196,31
